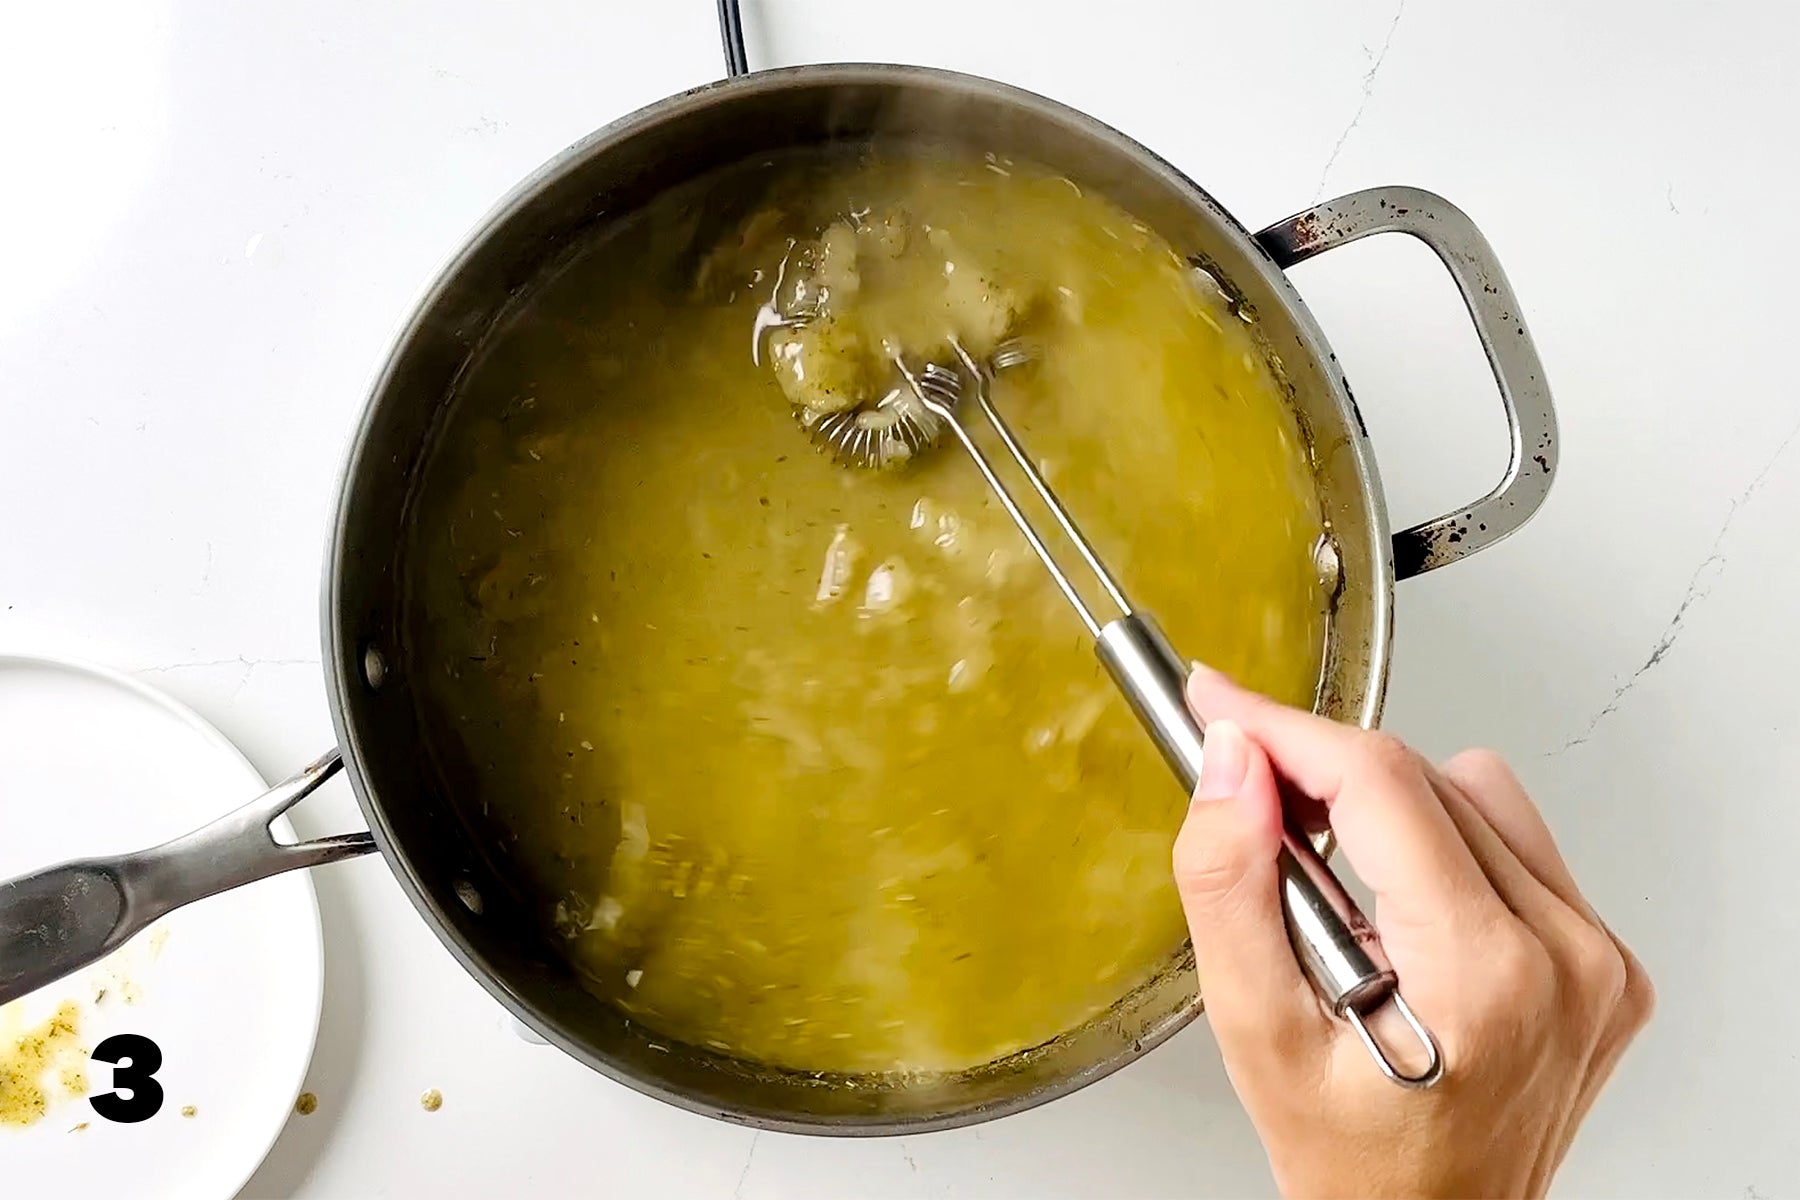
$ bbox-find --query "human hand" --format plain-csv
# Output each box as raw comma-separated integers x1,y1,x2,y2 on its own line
1173,667,1653,1199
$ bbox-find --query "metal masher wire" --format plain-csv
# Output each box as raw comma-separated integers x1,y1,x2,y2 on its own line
946,339,1135,621
892,357,1103,637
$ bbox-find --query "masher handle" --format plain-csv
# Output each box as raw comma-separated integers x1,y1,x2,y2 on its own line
1094,612,1442,1087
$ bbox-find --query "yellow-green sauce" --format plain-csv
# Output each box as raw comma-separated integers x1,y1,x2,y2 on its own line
405,146,1327,1073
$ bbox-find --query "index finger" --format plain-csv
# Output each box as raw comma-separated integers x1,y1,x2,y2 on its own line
1186,666,1503,925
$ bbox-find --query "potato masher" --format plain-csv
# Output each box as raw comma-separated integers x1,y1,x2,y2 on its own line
816,340,1444,1088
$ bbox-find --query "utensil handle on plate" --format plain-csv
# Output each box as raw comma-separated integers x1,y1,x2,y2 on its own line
1254,186,1558,580
1096,613,1443,1088
0,749,374,1007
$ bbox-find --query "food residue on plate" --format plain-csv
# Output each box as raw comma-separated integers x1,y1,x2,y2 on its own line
295,1091,318,1116
0,920,169,1129
180,1105,197,1118
0,1002,87,1127
420,1088,443,1113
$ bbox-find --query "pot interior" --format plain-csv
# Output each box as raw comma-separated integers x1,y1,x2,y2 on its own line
326,64,1389,1132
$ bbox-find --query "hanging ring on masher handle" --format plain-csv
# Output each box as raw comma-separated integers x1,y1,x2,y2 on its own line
1268,771,1444,1088
1348,994,1444,1089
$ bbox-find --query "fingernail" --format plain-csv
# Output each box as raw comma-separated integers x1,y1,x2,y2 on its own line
1187,660,1236,694
1196,720,1249,800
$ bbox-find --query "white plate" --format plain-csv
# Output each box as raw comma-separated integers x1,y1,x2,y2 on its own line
0,654,323,1199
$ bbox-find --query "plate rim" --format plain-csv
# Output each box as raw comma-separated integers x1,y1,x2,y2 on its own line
0,649,327,1200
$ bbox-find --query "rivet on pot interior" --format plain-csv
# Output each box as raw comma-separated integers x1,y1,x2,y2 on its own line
1312,533,1343,594
455,878,484,915
362,644,388,691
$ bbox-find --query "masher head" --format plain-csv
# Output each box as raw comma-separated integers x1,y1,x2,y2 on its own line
799,378,949,470
801,341,1028,471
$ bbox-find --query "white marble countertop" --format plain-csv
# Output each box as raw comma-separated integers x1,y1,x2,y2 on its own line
4,0,1797,1195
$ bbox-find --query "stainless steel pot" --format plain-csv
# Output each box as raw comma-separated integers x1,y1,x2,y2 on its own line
0,63,1556,1134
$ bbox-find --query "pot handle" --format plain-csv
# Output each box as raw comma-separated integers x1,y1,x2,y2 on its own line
0,750,374,1007
1254,187,1558,579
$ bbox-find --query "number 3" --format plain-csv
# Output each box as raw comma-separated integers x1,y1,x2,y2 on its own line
89,1034,165,1123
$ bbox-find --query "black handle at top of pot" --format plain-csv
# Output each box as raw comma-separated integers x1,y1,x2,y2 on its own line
717,0,749,78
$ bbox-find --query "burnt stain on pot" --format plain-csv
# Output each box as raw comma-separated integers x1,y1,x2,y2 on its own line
1339,376,1369,441
1391,529,1437,579
1184,250,1256,324
1254,210,1322,262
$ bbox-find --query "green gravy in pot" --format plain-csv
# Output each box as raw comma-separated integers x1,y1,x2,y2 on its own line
403,145,1327,1074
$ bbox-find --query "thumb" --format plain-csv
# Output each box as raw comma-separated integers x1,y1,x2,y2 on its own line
1173,720,1330,1063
